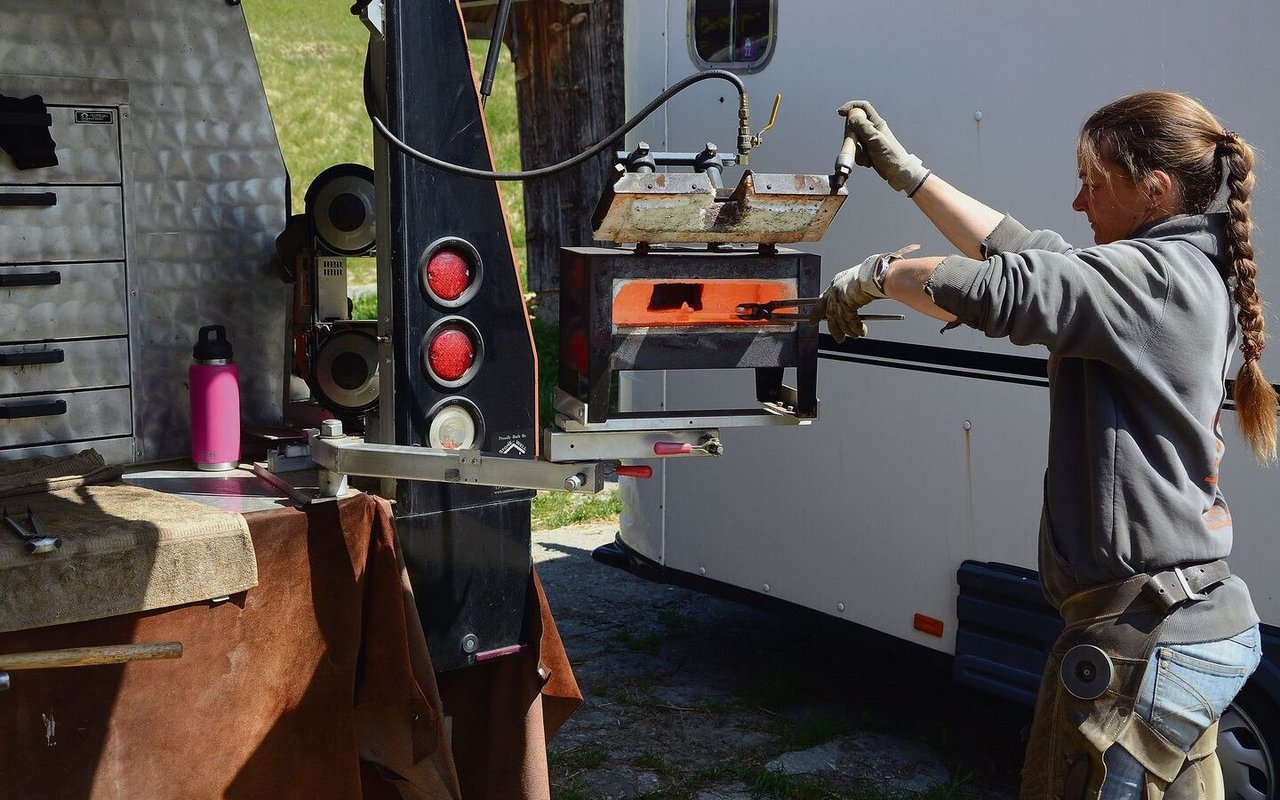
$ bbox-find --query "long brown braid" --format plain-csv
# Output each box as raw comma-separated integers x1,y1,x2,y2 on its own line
1080,91,1277,462
1219,132,1277,461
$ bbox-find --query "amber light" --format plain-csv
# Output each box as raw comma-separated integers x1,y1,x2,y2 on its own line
426,249,472,302
913,613,944,637
612,279,796,328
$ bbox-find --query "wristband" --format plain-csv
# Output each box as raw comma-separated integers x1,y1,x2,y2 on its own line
906,170,933,198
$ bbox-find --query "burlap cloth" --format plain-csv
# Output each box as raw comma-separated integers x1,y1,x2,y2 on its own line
0,449,257,632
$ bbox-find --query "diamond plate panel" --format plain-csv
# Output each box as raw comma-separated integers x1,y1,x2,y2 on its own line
0,0,289,462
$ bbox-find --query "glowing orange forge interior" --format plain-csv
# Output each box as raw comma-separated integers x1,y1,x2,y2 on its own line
611,279,798,328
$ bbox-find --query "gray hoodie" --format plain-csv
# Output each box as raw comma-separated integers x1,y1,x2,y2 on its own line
925,213,1258,642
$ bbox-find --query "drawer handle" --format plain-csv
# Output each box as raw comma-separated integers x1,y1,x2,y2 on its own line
0,349,64,367
0,271,61,288
0,399,67,420
0,192,57,208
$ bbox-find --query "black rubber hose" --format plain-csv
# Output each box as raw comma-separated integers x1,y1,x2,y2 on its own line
365,52,747,181
477,0,515,108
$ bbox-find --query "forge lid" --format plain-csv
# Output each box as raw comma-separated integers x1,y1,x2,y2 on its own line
591,168,847,245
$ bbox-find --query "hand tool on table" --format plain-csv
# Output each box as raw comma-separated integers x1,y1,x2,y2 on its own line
0,641,183,691
735,297,904,323
2,506,61,555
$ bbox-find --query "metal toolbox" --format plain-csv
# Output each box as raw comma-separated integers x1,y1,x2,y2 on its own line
0,262,128,342
0,185,125,264
0,339,131,396
0,387,132,448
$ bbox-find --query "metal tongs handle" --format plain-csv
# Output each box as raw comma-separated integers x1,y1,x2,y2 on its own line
735,297,904,322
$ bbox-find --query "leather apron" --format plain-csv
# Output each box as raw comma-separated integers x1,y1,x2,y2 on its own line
1018,562,1230,800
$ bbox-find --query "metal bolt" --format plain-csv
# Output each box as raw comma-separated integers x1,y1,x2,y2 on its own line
320,419,344,438
837,602,846,612
974,110,983,121
460,633,479,654
704,141,717,154
963,420,972,431
699,566,706,575
564,473,585,491
637,141,650,154
762,583,771,593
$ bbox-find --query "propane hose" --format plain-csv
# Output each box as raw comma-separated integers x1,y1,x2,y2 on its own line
364,52,753,181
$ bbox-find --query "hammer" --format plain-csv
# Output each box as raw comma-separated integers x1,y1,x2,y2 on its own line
833,106,869,188
0,642,183,690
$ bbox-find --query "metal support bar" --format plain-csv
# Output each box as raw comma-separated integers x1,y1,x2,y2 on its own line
544,428,723,462
310,436,609,495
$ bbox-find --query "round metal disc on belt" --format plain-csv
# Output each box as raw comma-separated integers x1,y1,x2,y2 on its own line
1061,644,1115,700
305,163,376,256
312,327,380,414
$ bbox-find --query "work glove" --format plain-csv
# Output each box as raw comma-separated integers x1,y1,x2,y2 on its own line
837,100,930,195
811,244,919,343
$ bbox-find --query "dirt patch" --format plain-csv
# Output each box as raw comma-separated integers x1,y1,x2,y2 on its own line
534,520,1028,799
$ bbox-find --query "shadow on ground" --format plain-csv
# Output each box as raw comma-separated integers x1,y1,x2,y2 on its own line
534,522,1029,800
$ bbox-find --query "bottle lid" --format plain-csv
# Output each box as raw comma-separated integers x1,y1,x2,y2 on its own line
193,325,234,361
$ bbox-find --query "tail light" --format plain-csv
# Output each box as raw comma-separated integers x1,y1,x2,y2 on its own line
419,236,482,307
426,397,483,450
421,316,483,388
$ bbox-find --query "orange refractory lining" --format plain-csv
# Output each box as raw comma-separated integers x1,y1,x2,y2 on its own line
612,279,797,328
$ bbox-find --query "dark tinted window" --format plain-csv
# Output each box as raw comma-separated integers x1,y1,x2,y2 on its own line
691,0,773,68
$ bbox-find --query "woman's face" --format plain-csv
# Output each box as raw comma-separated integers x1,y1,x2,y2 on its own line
1072,158,1151,245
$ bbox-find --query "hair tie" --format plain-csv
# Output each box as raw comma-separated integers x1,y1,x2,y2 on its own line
1218,130,1238,151
1242,338,1263,364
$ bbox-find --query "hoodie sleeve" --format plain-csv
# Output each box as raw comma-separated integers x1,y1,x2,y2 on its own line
925,231,1171,365
981,214,1074,256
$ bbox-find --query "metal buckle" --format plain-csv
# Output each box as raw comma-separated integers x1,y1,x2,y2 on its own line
1174,566,1211,603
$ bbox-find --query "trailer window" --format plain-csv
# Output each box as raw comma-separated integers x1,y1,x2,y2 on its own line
689,0,775,72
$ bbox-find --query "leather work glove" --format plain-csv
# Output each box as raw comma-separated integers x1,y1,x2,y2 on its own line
811,244,920,343
837,100,930,195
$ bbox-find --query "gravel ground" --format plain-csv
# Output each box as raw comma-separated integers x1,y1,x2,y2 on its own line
533,517,1030,800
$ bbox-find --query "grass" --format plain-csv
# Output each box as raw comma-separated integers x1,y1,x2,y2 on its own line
531,488,622,530
241,0,526,269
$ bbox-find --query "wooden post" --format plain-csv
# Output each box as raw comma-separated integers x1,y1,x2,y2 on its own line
513,0,624,322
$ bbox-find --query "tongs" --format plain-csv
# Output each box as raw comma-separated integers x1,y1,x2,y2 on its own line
734,297,905,323
2,507,61,555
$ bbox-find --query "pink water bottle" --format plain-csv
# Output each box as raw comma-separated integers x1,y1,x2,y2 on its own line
189,325,240,471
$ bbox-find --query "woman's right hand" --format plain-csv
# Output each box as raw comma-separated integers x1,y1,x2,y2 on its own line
838,100,930,195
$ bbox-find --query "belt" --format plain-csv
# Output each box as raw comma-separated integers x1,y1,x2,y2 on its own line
1060,559,1231,627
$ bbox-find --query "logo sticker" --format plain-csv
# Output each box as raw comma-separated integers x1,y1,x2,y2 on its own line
74,109,115,125
496,432,529,457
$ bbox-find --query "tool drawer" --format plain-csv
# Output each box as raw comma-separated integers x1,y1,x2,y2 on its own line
0,185,125,264
1,262,128,342
0,105,122,185
0,339,130,397
0,387,132,449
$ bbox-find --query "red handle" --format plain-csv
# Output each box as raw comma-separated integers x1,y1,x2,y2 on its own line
614,465,653,479
653,442,693,456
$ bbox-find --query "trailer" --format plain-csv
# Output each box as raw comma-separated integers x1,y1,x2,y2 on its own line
610,2,1280,798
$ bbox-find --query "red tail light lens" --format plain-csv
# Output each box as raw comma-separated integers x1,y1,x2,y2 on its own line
421,317,484,388
419,237,482,307
428,328,474,381
426,249,471,302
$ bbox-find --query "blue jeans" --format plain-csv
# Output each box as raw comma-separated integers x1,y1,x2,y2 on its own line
1098,625,1263,799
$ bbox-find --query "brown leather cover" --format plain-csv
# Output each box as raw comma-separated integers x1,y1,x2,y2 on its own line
437,570,583,799
0,493,461,799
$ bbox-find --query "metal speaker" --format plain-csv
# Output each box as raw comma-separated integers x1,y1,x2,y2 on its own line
1061,644,1115,700
311,325,380,415
305,163,376,256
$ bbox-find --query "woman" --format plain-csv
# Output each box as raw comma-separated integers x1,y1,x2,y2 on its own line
819,92,1277,799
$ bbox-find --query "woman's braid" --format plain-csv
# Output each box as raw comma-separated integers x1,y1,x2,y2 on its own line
1221,133,1278,461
